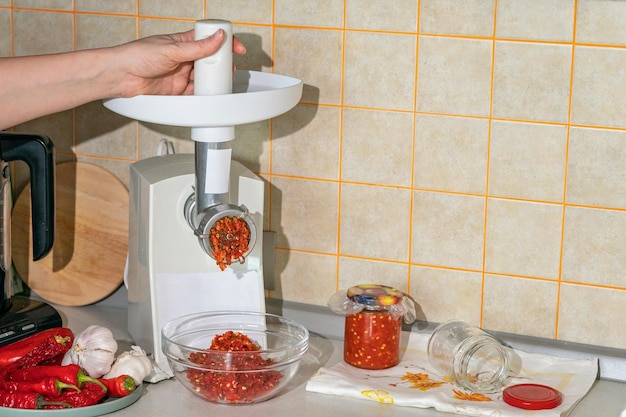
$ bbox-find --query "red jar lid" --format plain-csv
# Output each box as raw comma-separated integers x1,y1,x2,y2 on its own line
503,384,563,410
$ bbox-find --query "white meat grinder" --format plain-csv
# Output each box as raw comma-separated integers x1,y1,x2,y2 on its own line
103,20,302,378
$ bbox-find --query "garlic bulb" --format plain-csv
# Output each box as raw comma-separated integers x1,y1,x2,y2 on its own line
103,345,153,384
62,325,118,378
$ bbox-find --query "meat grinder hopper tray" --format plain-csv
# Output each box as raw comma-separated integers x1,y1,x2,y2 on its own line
103,70,303,127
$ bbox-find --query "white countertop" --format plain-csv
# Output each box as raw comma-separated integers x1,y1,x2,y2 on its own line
53,303,626,416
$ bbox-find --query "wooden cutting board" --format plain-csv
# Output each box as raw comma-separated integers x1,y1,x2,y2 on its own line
12,161,129,306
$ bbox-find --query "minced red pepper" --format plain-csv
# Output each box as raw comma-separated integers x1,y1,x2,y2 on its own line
209,331,259,352
344,310,401,370
209,217,251,271
187,331,283,403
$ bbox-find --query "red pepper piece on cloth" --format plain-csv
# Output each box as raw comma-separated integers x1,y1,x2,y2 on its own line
98,375,136,397
0,328,73,368
44,381,106,409
0,389,70,409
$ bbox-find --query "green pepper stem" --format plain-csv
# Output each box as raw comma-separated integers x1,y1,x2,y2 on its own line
35,395,71,409
77,370,107,392
55,380,80,393
120,376,136,393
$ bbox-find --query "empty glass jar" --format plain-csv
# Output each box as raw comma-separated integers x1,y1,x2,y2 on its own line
427,320,511,393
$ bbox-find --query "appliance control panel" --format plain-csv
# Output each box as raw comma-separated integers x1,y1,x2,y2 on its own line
0,318,38,345
0,297,62,347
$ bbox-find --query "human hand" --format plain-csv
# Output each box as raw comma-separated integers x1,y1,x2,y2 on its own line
111,29,246,97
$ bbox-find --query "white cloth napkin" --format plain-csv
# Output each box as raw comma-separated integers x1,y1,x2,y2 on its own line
306,331,598,416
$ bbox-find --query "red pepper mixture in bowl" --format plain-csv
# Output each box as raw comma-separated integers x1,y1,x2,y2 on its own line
186,331,283,403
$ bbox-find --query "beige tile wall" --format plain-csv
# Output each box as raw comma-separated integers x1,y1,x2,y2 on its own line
3,0,626,350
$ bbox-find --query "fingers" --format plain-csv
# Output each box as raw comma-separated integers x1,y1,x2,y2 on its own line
170,29,195,43
189,29,246,54
167,28,245,67
194,30,246,55
197,28,227,54
233,37,246,55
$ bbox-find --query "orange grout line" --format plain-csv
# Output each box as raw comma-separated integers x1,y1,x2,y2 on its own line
58,151,134,163
72,1,75,49
9,7,74,14
9,2,14,57
476,0,500,329
7,7,626,50
263,16,274,295
406,1,420,295
266,171,626,213
136,15,197,22
263,0,275,299
274,245,626,293
333,0,348,292
554,0,580,341
71,2,77,154
266,0,276,232
275,245,626,293
135,1,140,159
305,100,626,130
136,0,141,38
306,101,626,134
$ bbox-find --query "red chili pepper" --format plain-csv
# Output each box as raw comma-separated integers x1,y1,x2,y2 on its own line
0,363,16,382
0,389,70,409
0,328,74,368
97,375,136,397
9,364,99,388
44,381,106,409
2,377,79,396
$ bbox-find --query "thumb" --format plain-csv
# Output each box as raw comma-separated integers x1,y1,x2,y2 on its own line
181,29,226,61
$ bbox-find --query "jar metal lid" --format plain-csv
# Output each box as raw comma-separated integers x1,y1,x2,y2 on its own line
503,384,563,410
347,284,403,307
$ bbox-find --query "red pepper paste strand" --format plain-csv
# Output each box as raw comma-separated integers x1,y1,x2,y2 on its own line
209,216,250,271
187,331,283,403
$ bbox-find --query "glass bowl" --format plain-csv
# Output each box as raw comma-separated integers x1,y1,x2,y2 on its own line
161,311,309,404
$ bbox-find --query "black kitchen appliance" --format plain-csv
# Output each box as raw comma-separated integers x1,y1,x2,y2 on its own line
0,132,60,347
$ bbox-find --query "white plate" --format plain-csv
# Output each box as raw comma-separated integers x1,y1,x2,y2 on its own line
0,383,143,416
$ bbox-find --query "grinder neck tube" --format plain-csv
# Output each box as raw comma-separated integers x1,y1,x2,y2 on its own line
195,141,231,209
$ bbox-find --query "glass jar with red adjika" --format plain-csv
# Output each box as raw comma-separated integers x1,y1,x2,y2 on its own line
329,284,416,370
